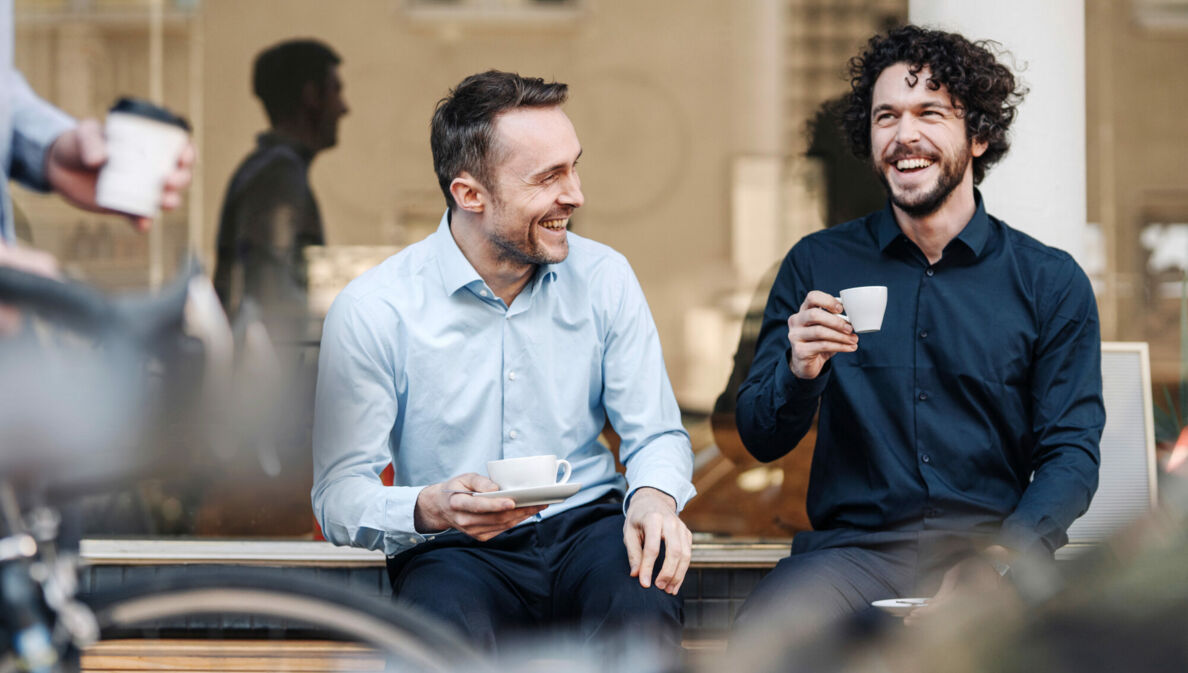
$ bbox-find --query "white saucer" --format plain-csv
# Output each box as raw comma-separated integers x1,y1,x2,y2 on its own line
473,483,582,507
872,597,930,618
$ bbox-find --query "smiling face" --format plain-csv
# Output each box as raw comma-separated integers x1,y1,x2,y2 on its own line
481,105,584,266
869,63,986,218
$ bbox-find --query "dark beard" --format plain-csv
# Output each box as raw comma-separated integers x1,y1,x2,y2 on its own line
876,145,971,217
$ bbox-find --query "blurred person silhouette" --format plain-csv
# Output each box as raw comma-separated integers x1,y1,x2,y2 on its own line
0,0,193,335
212,38,348,338
312,70,694,657
731,24,1103,638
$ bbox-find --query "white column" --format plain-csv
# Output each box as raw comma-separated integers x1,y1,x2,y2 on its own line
909,0,1087,266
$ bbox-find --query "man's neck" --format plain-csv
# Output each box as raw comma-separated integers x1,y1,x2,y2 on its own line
449,210,535,306
269,120,323,157
893,183,978,265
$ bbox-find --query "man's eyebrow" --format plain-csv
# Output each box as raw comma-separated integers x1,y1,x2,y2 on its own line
531,149,583,178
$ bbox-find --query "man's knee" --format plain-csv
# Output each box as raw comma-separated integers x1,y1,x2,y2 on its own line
733,550,874,632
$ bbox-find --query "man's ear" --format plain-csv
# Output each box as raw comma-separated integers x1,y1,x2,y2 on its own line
971,135,989,158
449,172,486,213
301,80,321,110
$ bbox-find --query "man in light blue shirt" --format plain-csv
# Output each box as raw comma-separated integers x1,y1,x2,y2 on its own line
312,70,695,651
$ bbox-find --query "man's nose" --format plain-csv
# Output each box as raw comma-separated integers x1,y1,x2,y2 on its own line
894,114,921,144
560,172,584,209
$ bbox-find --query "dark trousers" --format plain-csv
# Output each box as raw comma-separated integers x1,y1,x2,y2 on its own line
386,498,683,653
732,532,981,641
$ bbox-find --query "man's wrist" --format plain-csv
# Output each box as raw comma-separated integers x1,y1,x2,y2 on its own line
627,486,676,511
413,484,443,533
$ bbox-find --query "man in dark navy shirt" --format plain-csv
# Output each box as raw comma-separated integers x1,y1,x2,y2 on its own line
733,25,1104,630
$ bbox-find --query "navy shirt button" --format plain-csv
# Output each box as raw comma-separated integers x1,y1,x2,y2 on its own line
926,268,935,277
918,392,928,401
921,454,931,464
919,330,928,339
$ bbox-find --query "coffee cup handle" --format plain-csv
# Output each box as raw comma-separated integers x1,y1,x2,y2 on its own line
838,313,851,324
556,459,572,485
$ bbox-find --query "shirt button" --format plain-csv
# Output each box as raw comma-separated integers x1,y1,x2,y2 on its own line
480,289,489,297
408,536,420,544
918,392,928,401
509,430,518,440
920,454,931,464
919,330,928,339
925,268,935,277
508,371,517,381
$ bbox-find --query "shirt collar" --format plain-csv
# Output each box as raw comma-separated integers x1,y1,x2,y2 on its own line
256,131,316,164
432,210,560,297
872,189,991,258
434,210,485,296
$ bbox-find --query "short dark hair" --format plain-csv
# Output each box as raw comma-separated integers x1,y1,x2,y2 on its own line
431,70,568,210
842,24,1026,184
252,39,341,126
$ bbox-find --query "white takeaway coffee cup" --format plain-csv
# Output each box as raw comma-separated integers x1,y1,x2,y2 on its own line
487,455,572,491
95,98,191,218
838,286,888,334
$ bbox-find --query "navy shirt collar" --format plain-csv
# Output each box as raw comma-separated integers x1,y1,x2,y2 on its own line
872,189,992,259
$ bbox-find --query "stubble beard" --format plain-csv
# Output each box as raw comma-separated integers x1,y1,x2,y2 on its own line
487,194,569,266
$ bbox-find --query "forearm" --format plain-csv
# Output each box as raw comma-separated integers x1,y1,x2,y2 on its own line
999,443,1099,554
311,471,425,553
7,70,75,192
736,351,827,462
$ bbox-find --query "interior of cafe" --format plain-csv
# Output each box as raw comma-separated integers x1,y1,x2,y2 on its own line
9,0,1188,561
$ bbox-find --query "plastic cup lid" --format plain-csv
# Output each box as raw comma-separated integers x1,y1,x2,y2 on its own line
109,97,191,131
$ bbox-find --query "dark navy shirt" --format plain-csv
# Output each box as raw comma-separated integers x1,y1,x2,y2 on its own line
736,194,1103,558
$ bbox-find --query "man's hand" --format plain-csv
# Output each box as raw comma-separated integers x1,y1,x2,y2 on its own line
623,487,692,595
787,290,858,379
0,243,60,336
904,545,1015,627
414,473,546,541
45,119,196,232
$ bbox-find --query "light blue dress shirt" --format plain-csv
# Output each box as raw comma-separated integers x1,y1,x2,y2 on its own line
2,0,76,241
312,212,695,555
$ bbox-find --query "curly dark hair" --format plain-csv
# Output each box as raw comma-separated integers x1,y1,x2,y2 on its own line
842,25,1026,184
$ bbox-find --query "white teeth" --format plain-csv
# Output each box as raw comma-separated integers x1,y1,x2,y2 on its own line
896,158,934,170
539,219,568,231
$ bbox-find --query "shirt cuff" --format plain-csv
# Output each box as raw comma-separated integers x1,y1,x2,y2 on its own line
624,478,697,515
772,348,831,408
380,485,448,555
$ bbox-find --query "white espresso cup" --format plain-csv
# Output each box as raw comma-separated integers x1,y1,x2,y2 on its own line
487,455,572,491
95,98,191,218
838,286,888,334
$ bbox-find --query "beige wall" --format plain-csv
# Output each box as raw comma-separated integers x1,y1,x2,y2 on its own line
201,0,764,397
